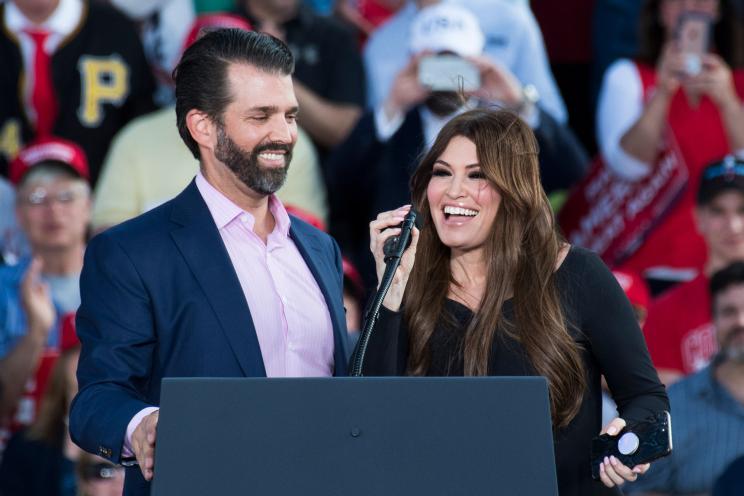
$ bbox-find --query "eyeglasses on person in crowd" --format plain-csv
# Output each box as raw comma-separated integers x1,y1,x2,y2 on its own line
19,185,88,207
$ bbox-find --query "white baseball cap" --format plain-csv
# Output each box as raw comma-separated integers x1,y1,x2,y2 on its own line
409,3,485,57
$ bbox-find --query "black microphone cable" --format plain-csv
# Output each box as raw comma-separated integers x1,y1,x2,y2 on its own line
351,210,417,377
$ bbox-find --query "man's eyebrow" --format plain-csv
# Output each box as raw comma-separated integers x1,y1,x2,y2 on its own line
247,106,300,114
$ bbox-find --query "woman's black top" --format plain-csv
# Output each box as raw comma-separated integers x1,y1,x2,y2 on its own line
361,246,669,496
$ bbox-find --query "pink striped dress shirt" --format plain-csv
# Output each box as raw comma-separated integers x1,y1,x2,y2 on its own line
195,173,335,377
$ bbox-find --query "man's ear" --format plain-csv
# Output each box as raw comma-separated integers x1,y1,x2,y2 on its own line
186,109,217,153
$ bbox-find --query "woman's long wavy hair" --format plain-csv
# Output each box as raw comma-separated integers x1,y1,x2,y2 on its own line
404,109,586,428
637,0,744,68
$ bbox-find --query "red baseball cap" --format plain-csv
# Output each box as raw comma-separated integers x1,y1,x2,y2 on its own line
612,270,650,312
9,137,89,185
183,13,253,52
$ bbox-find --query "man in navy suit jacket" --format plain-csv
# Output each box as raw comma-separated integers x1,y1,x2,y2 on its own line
69,29,349,495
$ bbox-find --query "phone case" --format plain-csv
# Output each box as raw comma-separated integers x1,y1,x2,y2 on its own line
675,12,712,76
417,55,481,92
590,411,673,480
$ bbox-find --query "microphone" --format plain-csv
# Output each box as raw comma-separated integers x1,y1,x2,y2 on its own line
382,210,417,262
351,209,417,376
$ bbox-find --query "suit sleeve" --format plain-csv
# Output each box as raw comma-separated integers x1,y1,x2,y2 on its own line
69,231,157,463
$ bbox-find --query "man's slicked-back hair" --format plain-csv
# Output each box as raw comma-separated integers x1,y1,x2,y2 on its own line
173,28,295,159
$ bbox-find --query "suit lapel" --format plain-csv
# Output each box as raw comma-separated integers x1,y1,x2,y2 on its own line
290,223,349,376
169,182,266,377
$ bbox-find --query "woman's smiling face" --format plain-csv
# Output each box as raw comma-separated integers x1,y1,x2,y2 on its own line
426,135,501,255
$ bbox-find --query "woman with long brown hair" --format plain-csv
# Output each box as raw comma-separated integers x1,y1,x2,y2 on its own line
362,109,669,495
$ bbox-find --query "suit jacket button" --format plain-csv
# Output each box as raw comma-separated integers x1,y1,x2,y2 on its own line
98,446,112,457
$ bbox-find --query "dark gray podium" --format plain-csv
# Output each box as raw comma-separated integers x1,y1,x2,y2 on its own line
152,377,558,496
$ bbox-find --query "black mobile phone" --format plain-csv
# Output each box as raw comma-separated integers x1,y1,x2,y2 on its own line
590,410,673,480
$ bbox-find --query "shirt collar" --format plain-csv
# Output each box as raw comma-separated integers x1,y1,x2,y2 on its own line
5,0,82,37
268,194,291,236
692,364,744,413
195,172,290,237
691,364,719,399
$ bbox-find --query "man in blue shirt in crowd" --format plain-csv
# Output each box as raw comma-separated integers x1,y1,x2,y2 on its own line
627,262,744,495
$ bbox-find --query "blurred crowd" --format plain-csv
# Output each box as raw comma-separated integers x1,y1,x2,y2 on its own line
0,0,742,494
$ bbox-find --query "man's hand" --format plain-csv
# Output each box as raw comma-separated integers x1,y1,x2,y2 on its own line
20,258,55,342
132,410,159,481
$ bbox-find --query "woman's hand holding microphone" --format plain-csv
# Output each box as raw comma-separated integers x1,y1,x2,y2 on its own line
369,205,420,312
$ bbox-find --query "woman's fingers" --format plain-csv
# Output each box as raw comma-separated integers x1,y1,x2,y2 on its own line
599,455,640,489
601,457,628,486
370,206,411,231
632,463,651,475
369,214,403,233
369,206,412,251
379,228,402,248
609,456,637,480
409,225,420,251
599,461,614,487
600,417,626,436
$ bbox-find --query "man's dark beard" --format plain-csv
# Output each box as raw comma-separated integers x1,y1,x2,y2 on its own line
424,91,465,117
214,125,293,195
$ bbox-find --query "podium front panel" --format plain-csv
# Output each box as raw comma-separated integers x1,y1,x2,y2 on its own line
152,376,558,496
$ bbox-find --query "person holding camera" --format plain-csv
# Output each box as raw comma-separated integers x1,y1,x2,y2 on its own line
596,0,744,289
360,108,669,495
326,2,588,287
363,0,568,125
